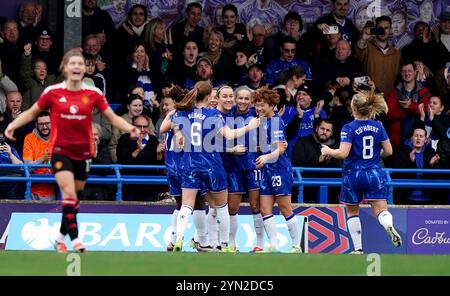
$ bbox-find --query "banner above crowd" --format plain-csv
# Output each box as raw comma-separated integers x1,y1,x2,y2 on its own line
98,0,450,49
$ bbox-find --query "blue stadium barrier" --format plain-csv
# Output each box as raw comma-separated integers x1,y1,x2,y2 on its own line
1,164,450,204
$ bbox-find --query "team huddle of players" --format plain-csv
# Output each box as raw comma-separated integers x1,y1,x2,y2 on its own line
159,81,402,253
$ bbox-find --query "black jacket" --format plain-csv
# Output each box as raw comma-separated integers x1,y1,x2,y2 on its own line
291,133,341,168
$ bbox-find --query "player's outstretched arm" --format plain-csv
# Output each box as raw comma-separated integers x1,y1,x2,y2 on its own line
5,103,42,141
221,117,260,140
101,107,139,139
321,142,352,159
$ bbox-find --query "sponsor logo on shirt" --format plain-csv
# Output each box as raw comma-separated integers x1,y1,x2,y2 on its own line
69,105,79,114
58,96,67,103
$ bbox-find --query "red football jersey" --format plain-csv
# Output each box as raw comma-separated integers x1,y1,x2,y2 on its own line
37,82,109,160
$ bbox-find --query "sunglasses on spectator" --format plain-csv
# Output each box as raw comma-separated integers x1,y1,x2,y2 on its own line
37,122,51,127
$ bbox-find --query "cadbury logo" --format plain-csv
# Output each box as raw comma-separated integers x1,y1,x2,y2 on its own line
412,228,450,245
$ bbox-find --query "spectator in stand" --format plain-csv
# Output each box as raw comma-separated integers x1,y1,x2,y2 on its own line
414,60,436,94
114,4,148,71
247,24,277,68
201,29,234,84
17,2,45,47
283,82,327,157
0,20,21,86
82,34,113,99
0,128,23,199
425,96,450,148
122,41,157,112
434,62,450,106
22,111,54,200
217,4,247,54
313,25,342,66
83,53,106,94
80,123,115,200
392,127,438,204
386,61,432,148
328,86,353,138
155,82,177,142
243,62,267,90
273,11,314,62
354,16,401,96
143,17,172,89
166,38,199,88
314,0,359,44
231,45,251,87
0,91,34,156
315,39,363,91
402,21,448,74
20,43,60,110
91,91,112,142
108,94,155,163
264,36,312,86
117,114,164,201
169,2,205,52
32,28,59,75
0,59,18,113
184,56,224,89
272,65,306,107
82,0,116,58
419,96,446,151
291,119,342,203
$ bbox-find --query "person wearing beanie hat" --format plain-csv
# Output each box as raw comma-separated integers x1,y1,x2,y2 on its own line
281,81,327,157
244,61,266,90
32,27,59,75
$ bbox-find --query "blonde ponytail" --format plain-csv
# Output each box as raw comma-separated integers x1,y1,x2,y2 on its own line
352,88,387,119
176,81,212,111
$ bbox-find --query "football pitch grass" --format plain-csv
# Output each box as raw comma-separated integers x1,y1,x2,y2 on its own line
1,251,449,276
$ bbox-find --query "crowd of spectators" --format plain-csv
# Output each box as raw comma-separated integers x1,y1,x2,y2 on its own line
1,0,450,204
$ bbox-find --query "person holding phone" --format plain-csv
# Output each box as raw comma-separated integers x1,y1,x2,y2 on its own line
354,16,401,96
314,0,359,44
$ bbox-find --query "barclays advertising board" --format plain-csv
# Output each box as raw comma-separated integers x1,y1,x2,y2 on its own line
6,213,308,252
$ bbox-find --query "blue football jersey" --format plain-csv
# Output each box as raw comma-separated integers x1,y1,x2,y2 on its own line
228,107,259,172
172,107,225,171
340,119,389,170
282,105,327,157
259,113,292,171
165,129,182,176
218,109,235,173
